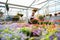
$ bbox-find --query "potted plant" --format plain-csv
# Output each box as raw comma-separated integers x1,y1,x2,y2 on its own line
32,19,39,24
38,16,44,21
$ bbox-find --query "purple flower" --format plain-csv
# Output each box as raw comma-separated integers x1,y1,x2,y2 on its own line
10,23,18,29
32,29,41,35
3,33,12,38
55,32,60,37
0,25,4,30
49,35,54,40
57,37,60,40
1,37,6,40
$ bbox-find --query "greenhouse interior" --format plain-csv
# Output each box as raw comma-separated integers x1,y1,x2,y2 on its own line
0,0,60,40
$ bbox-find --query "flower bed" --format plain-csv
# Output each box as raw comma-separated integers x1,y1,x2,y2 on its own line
0,23,60,40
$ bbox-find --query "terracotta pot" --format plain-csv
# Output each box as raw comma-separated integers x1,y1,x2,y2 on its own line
33,24,39,27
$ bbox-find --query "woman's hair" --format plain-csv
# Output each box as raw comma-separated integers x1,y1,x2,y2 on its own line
58,12,60,14
46,14,49,16
54,13,57,16
49,14,52,17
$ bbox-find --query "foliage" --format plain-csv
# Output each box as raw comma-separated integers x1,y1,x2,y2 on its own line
38,16,44,20
32,19,39,24
20,27,31,36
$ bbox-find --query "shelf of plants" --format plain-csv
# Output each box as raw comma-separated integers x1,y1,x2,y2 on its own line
0,21,60,40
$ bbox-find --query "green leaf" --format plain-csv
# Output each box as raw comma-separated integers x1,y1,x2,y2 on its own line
39,16,44,20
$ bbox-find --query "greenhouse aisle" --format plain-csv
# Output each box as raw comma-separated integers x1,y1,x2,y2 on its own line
0,0,60,40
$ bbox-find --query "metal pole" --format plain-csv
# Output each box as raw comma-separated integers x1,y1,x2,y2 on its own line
46,0,49,14
38,10,39,14
48,0,49,13
26,9,28,23
0,9,2,11
6,0,8,3
4,8,7,21
4,0,8,21
55,1,56,13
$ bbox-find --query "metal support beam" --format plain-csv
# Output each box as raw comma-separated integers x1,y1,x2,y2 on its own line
32,0,47,6
33,0,55,6
47,3,60,7
0,2,39,9
38,0,58,10
29,0,36,7
0,6,28,10
49,10,60,13
52,0,60,3
39,2,48,10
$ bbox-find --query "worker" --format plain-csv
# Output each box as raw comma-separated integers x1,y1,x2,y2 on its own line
0,11,4,21
30,8,38,19
57,12,60,16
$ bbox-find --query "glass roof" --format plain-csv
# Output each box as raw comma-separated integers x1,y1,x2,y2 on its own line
0,0,60,8
0,0,47,8
0,0,60,16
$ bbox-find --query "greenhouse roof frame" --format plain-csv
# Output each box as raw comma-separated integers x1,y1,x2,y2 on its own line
0,0,60,13
0,2,38,9
0,0,49,9
0,5,28,10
